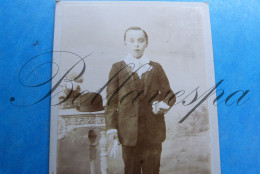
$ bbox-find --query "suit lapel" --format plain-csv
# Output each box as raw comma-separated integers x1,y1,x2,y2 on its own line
143,63,154,95
120,61,154,94
121,62,137,91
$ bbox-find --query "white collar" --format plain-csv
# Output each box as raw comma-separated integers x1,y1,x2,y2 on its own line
123,54,152,79
124,54,150,67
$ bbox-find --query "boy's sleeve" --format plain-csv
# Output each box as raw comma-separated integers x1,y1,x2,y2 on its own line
104,64,119,130
157,63,176,107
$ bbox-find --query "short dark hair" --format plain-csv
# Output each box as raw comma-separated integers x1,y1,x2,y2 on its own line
124,26,148,43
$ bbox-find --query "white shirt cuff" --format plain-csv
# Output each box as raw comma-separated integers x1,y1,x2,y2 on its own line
158,101,170,110
152,101,171,114
106,129,117,135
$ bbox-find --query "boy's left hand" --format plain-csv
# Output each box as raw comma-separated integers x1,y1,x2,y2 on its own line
152,101,170,115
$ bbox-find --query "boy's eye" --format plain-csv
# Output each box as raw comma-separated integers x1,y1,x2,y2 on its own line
130,39,134,43
139,39,144,43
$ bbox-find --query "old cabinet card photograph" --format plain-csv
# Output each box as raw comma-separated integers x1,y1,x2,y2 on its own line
49,1,221,174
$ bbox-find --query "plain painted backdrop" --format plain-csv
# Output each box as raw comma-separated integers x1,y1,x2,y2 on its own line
0,0,259,174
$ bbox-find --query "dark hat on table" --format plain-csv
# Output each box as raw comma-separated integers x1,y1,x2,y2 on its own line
76,92,104,112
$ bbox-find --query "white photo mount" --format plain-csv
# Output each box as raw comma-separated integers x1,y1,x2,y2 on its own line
49,2,221,174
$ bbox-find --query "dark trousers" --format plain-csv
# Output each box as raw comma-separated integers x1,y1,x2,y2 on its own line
122,143,162,174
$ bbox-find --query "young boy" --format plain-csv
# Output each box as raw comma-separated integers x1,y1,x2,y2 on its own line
104,26,176,174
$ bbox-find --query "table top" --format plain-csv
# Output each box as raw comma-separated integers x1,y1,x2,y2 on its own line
59,108,105,116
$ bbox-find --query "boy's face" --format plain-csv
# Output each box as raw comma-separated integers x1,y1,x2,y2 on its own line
124,30,148,59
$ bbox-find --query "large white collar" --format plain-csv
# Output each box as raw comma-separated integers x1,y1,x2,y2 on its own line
124,54,150,66
124,54,152,79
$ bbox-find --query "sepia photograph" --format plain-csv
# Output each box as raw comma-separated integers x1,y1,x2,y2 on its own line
49,1,220,174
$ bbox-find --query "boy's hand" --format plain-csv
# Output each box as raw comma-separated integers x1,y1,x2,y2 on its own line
152,101,159,114
110,139,120,159
152,101,170,115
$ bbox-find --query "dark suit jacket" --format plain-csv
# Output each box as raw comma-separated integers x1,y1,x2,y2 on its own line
104,60,176,146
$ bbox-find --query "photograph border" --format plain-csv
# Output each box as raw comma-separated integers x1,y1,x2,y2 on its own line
49,1,220,174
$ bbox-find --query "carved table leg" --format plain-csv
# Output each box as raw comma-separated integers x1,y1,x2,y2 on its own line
99,130,108,174
89,144,97,174
88,130,97,174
